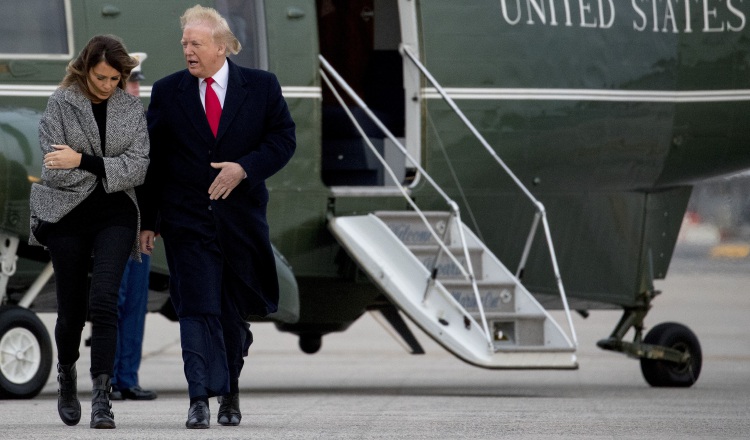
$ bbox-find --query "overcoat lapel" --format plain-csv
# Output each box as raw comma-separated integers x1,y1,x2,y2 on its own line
104,90,127,156
176,71,215,145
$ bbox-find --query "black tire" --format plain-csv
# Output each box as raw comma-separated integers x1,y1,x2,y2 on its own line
0,305,53,399
299,333,322,354
640,322,702,387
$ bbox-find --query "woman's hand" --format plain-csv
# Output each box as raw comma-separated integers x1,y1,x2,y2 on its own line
44,144,82,169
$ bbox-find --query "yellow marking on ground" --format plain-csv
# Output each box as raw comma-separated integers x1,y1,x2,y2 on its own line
710,244,750,259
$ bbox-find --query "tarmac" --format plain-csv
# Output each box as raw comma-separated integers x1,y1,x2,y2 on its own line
1,245,749,439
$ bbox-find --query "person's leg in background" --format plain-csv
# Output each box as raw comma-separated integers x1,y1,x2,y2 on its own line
111,253,158,401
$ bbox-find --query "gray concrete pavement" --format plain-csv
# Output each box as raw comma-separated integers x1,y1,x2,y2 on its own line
1,251,749,439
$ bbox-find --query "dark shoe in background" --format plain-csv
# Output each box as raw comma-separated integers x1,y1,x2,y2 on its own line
217,393,242,426
90,374,115,429
186,400,210,429
110,385,157,401
57,363,81,426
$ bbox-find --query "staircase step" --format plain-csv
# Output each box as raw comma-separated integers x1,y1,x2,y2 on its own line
409,245,483,279
492,345,577,353
487,314,546,347
440,280,516,313
375,211,453,246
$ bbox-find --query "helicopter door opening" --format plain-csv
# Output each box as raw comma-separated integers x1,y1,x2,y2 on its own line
317,0,410,188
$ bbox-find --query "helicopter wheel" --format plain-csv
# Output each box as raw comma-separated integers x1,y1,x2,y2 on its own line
0,305,53,399
640,322,702,387
299,333,322,354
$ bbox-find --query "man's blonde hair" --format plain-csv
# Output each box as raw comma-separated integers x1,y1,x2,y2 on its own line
181,4,241,55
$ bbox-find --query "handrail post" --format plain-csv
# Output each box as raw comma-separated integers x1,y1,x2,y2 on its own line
516,211,542,279
451,206,494,348
540,209,579,346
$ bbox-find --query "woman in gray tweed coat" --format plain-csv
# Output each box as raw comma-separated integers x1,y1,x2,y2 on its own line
28,35,149,429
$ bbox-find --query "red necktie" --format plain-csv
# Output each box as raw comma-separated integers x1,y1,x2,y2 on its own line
204,77,221,137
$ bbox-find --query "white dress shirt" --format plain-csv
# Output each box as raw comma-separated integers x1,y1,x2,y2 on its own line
199,58,229,110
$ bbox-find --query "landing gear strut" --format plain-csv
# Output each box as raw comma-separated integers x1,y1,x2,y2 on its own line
596,288,702,387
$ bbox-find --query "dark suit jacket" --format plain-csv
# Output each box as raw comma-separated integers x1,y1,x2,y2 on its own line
140,58,296,318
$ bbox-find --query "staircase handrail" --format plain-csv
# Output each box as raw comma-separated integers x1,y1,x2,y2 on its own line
400,45,578,347
319,56,494,347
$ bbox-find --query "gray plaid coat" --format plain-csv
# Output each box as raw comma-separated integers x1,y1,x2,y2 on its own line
29,85,149,259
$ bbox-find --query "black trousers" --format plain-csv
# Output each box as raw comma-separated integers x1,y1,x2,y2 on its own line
47,224,135,378
164,235,253,399
175,285,252,399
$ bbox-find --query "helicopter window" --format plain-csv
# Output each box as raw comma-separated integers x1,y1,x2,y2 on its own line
216,0,268,71
0,0,70,57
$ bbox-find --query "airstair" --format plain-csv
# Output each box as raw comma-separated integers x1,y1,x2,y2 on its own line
320,52,577,369
330,211,576,368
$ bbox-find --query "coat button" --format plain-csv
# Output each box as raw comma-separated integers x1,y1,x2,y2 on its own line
208,205,212,211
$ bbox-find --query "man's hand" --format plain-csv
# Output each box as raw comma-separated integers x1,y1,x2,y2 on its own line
208,162,245,200
44,144,82,169
140,230,155,255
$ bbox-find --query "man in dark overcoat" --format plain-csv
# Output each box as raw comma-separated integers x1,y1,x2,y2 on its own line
137,5,295,429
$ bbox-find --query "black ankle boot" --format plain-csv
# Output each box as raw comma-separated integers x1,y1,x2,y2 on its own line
90,374,115,429
57,363,81,426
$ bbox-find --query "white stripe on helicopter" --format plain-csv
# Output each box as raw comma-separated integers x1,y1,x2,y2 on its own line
0,85,322,99
423,87,750,102
4,84,750,103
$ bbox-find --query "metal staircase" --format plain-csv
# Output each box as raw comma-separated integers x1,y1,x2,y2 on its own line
329,211,577,368
320,54,577,369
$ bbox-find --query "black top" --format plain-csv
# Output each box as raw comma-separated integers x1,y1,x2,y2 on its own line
78,100,107,176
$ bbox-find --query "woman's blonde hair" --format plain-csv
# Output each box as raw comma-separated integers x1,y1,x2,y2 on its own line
180,4,241,55
61,34,138,101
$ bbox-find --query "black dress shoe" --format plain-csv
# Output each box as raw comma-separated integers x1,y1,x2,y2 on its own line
217,393,241,426
186,401,210,429
112,386,158,401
